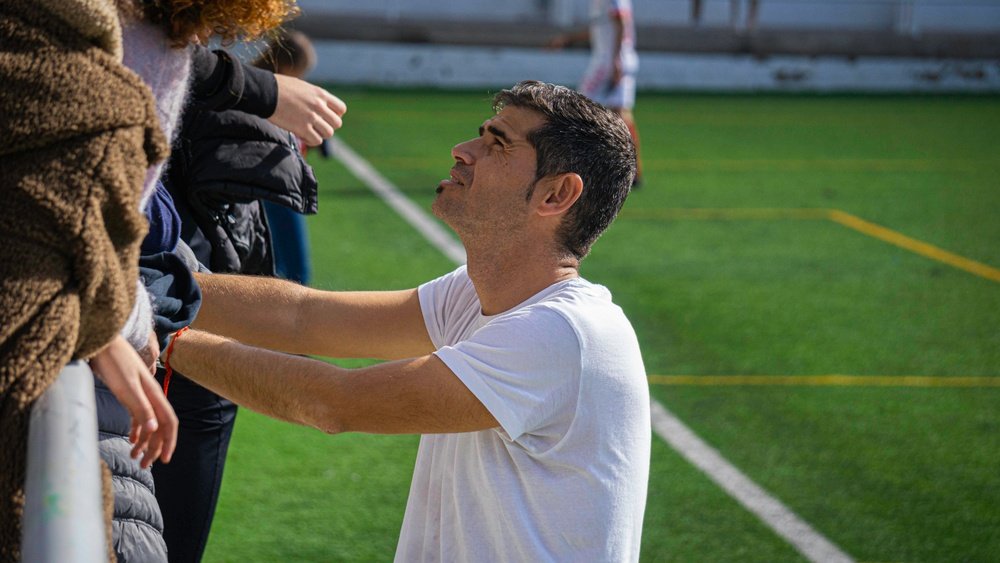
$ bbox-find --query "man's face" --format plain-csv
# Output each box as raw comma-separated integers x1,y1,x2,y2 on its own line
432,106,546,241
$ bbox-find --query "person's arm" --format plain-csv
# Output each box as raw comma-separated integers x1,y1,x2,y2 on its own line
189,46,276,115
609,12,626,85
191,272,433,360
268,73,346,146
89,335,178,468
546,28,590,50
188,45,346,146
165,329,497,435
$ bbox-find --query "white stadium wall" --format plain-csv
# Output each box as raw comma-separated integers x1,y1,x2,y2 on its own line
304,41,999,93
288,0,1000,92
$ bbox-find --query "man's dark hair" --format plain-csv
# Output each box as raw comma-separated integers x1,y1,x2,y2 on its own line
493,80,636,260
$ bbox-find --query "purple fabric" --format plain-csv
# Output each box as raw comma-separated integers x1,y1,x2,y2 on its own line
121,21,192,209
142,181,181,254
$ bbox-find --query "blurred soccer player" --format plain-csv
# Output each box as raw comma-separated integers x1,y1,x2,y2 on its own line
550,0,643,186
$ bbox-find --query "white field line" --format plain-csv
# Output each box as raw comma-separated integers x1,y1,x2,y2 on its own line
328,137,467,265
329,137,854,563
649,401,854,563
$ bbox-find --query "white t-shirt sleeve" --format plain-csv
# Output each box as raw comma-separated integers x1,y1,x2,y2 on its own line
435,308,582,444
418,267,583,445
418,266,479,349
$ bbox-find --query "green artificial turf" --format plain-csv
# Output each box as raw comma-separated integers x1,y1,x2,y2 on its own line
204,89,1000,562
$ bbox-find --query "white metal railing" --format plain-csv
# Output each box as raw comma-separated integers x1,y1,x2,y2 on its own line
22,361,106,563
295,0,1000,34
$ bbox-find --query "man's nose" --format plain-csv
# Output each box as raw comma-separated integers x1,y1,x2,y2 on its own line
451,138,478,164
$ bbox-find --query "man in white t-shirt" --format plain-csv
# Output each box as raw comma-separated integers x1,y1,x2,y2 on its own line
165,81,650,561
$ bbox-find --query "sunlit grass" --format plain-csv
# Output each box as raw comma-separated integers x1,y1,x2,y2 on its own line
204,90,1000,562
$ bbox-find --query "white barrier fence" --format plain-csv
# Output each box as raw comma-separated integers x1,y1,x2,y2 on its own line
23,361,106,563
307,40,1000,93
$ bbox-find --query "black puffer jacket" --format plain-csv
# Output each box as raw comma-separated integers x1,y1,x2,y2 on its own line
95,251,201,562
95,380,168,561
166,108,318,275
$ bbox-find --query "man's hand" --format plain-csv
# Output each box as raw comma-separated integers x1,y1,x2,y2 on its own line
269,74,347,146
90,335,178,469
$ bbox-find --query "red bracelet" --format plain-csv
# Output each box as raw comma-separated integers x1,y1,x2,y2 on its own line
162,326,190,396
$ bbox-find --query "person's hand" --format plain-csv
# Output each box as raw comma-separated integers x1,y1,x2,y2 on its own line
136,329,160,375
546,30,589,50
90,335,178,469
611,59,623,87
269,74,347,146
546,34,569,50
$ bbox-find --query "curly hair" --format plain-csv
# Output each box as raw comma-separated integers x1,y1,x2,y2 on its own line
134,0,300,46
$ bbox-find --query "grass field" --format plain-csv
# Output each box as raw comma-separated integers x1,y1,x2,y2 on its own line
203,90,1000,562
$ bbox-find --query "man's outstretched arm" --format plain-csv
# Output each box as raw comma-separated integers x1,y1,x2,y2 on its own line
191,273,434,360
166,330,497,435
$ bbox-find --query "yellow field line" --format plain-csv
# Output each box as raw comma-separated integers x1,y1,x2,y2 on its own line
648,375,1000,388
826,210,1000,283
621,207,1000,284
621,208,830,220
641,158,986,173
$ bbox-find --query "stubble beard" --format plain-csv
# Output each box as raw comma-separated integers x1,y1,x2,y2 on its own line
432,175,534,253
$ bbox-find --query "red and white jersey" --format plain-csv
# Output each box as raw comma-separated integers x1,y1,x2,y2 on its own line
588,0,638,73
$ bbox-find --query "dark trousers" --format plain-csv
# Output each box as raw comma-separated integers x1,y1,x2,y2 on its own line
153,369,238,563
262,200,311,285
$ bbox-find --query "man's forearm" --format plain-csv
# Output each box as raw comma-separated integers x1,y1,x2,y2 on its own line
168,329,345,432
192,272,307,353
167,330,497,435
192,272,432,360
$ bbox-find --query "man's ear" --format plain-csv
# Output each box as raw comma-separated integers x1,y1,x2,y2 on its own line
535,173,583,218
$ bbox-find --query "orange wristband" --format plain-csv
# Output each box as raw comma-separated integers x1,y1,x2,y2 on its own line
162,326,190,396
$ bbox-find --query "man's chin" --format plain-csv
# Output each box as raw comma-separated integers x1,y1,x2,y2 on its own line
430,198,445,219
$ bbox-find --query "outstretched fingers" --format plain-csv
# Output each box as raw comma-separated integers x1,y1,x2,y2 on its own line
133,371,178,468
90,335,178,468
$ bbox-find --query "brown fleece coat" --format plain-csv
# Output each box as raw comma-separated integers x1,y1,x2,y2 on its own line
0,0,168,558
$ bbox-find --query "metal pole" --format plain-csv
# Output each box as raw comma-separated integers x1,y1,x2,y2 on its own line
22,361,106,563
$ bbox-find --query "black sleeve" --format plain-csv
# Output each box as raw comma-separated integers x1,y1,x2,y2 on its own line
189,45,279,118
